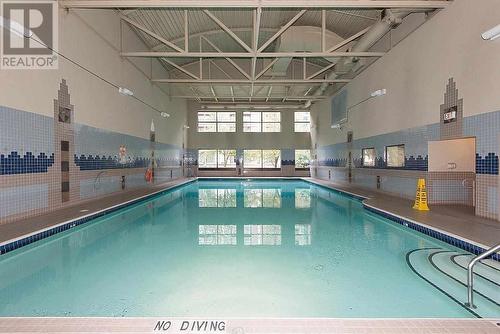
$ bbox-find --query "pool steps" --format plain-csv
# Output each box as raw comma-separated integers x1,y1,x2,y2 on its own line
407,248,500,318
454,254,500,283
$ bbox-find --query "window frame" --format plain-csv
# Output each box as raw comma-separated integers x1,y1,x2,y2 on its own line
294,111,311,133
198,149,237,169
294,149,311,170
197,111,236,133
362,147,376,167
243,149,281,170
385,144,405,168
198,149,218,169
243,111,281,133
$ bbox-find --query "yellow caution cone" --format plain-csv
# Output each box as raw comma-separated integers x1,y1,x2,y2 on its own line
413,178,430,211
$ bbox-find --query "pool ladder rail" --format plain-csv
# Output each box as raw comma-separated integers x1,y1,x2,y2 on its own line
465,242,500,309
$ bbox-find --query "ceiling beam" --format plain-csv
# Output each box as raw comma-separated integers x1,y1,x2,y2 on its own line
120,15,184,53
306,62,336,80
152,79,350,84
162,59,200,79
60,1,451,9
203,10,253,53
184,10,189,52
121,51,385,58
256,58,278,79
201,36,251,79
172,95,326,100
326,26,371,52
258,9,306,52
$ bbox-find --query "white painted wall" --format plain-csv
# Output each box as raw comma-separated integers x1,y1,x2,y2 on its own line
0,8,187,146
311,0,500,146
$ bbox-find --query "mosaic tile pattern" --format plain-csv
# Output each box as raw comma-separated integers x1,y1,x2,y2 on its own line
0,152,54,174
0,79,182,224
315,78,500,220
440,78,463,140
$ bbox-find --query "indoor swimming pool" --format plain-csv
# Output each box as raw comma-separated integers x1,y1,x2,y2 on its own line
0,179,498,318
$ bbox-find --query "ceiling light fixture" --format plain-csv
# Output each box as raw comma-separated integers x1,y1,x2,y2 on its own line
160,112,170,118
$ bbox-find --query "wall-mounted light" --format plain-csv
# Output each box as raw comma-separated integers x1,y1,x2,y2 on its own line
331,88,387,129
482,24,500,41
0,16,32,38
370,88,387,97
118,87,134,96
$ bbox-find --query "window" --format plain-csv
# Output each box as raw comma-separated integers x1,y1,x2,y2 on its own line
294,111,311,132
199,225,237,245
386,144,405,167
362,148,376,167
243,149,281,169
244,225,281,246
198,149,236,169
217,150,237,168
243,112,280,132
243,150,262,168
263,149,281,168
198,150,217,168
295,149,311,169
198,111,236,132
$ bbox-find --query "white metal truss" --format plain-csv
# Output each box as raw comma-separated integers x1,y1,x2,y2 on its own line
63,0,448,104
60,1,450,9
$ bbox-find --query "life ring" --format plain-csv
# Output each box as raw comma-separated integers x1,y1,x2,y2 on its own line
145,168,153,182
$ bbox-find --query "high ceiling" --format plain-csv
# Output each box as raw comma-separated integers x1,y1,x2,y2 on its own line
59,1,451,107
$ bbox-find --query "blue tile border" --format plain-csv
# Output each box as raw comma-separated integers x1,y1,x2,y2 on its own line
0,179,196,256
363,205,500,262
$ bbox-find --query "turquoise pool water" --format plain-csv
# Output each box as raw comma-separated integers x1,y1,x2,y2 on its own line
0,179,497,317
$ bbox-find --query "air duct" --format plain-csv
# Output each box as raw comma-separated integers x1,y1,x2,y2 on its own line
268,26,346,77
306,9,413,106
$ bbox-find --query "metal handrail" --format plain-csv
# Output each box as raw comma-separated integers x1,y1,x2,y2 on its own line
465,243,500,308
